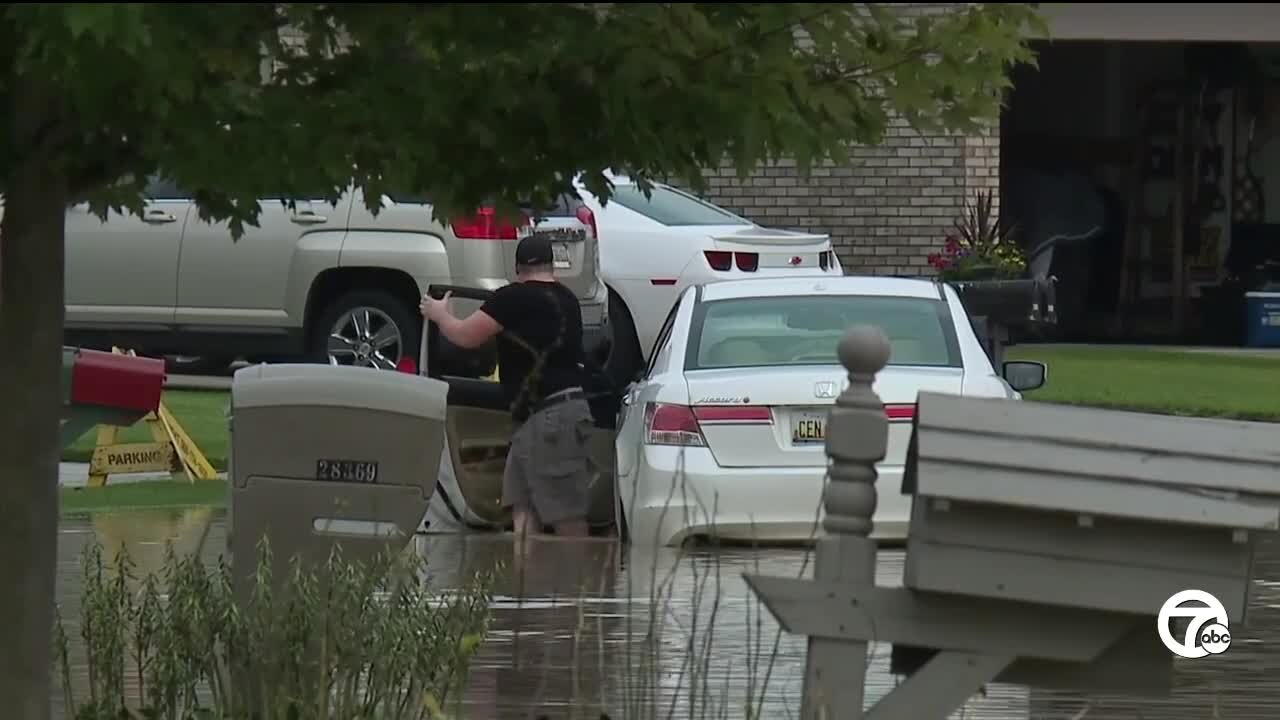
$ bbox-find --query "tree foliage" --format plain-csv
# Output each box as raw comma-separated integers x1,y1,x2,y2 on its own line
1,2,1043,235
0,4,1043,718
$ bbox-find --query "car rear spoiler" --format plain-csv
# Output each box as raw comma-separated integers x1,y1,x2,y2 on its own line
711,227,831,247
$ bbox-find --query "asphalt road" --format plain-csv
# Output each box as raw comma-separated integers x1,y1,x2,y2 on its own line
165,373,233,391
163,359,246,390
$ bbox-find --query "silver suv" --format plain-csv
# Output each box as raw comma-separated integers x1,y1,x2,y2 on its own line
60,177,608,373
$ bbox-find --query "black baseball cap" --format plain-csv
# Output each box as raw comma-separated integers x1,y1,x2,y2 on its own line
515,233,555,267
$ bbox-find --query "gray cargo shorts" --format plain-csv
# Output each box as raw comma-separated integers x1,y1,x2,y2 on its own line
503,390,595,526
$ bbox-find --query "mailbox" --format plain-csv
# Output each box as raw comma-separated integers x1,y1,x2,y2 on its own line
227,363,448,599
60,346,166,447
883,391,1280,695
902,391,1280,620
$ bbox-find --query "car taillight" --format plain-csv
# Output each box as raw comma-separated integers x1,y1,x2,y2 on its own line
645,403,705,446
704,250,759,272
575,206,598,239
396,357,418,375
450,206,529,240
819,252,829,270
644,402,773,446
885,403,915,422
704,250,733,271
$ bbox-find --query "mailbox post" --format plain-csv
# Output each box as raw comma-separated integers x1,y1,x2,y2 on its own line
744,325,1280,720
60,347,165,447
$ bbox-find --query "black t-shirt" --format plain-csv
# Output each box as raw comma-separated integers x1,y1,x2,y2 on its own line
479,280,585,420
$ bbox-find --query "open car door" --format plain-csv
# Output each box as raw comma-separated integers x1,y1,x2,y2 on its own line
420,284,620,534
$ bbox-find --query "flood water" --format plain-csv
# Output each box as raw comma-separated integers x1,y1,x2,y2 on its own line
54,509,1280,719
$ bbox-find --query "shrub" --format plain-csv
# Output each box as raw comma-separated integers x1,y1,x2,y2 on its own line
55,539,495,720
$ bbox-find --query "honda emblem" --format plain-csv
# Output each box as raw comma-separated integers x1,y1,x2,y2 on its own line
814,381,836,399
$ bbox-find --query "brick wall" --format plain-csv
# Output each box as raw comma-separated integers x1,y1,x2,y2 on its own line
696,2,1002,277
699,121,1000,278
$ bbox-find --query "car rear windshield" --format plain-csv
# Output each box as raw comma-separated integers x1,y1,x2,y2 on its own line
609,184,750,226
687,295,962,370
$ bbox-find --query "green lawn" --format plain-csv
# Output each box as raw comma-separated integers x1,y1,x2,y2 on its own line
60,479,227,515
63,389,230,470
1007,346,1280,422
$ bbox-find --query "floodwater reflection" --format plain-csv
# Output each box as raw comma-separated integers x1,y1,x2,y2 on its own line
53,509,1280,719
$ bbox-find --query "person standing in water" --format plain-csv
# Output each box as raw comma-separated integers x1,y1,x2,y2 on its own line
421,233,594,539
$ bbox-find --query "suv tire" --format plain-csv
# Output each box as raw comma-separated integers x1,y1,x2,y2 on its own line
311,288,420,371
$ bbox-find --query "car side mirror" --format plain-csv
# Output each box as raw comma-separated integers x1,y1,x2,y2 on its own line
1002,360,1047,392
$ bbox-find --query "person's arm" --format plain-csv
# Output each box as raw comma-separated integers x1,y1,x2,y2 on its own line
436,310,502,349
422,289,506,349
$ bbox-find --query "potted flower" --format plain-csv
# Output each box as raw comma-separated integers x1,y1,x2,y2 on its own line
931,190,1056,329
928,189,1027,282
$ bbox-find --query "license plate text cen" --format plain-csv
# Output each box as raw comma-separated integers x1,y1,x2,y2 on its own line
791,412,826,444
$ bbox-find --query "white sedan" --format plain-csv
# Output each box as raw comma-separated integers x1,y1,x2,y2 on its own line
577,175,841,385
612,275,1047,548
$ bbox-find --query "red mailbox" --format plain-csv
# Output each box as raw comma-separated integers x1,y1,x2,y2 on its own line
70,349,165,412
61,347,167,448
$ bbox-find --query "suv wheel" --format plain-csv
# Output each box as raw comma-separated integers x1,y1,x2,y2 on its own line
312,289,419,371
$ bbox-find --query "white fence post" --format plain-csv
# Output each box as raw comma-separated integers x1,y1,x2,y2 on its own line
800,325,891,720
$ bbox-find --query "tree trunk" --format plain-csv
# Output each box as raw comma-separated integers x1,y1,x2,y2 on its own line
0,156,69,720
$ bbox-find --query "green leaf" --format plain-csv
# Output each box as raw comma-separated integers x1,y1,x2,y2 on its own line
0,2,1041,231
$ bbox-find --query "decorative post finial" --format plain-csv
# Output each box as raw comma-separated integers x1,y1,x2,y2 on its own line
824,324,891,538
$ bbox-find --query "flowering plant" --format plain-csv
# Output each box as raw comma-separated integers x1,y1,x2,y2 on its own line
928,189,1026,281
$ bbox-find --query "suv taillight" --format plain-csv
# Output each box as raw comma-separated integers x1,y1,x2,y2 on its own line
450,206,530,240
644,402,773,446
575,206,598,239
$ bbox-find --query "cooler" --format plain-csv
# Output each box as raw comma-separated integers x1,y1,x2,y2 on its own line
1245,292,1280,348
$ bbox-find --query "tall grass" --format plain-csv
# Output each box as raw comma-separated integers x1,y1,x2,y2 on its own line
55,539,495,720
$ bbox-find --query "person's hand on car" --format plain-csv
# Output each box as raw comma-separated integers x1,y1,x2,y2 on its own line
420,290,453,322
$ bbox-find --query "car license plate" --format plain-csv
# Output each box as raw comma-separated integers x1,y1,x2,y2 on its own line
791,412,826,445
316,459,379,483
553,242,571,269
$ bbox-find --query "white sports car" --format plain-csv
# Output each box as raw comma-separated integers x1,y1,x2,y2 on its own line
612,275,1047,548
578,174,841,386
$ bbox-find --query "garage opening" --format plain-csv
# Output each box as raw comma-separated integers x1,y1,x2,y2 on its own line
1000,38,1280,345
